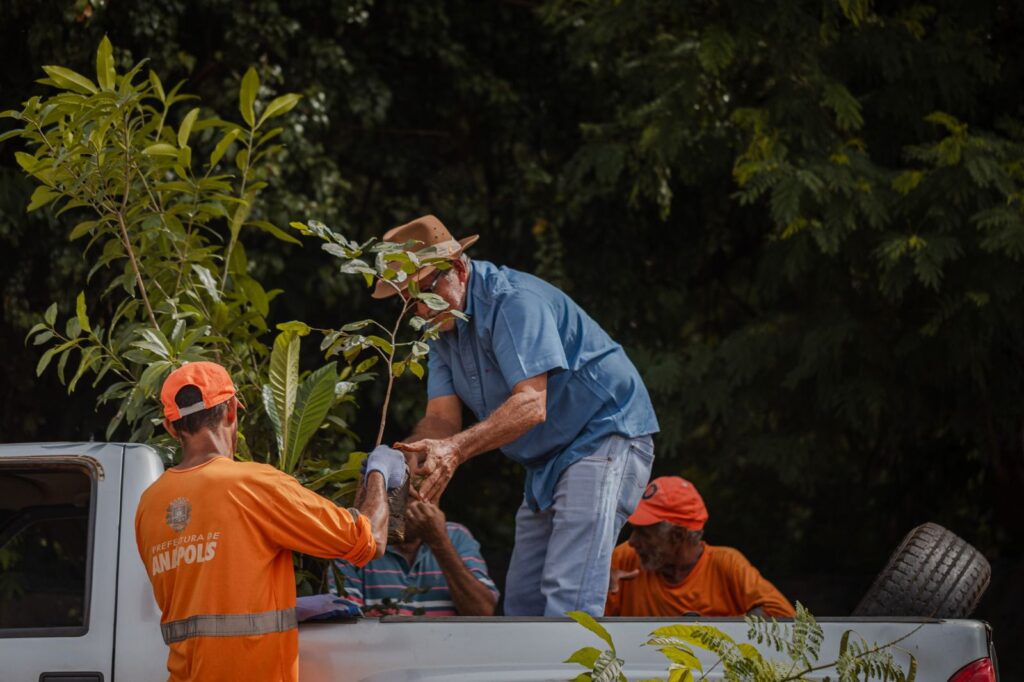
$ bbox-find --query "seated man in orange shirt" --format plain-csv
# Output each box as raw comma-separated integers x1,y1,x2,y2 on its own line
605,476,795,618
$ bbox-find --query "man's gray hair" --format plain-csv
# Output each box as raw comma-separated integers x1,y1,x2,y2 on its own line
440,253,470,282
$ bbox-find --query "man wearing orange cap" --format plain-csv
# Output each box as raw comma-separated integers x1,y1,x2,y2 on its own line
605,476,795,618
135,361,405,681
377,215,659,617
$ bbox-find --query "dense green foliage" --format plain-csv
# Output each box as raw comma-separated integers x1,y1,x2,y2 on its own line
1,0,1022,665
2,39,303,447
0,32,461,591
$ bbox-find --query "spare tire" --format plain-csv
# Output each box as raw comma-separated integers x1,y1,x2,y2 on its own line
853,522,990,618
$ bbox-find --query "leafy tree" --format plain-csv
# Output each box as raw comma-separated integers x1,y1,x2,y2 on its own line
543,0,1024,577
3,38,302,450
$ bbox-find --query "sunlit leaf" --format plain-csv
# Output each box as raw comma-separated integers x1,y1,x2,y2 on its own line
211,127,241,167
284,362,338,472
42,65,97,94
258,93,301,126
239,67,258,127
144,143,180,157
276,320,311,336
76,291,91,334
269,329,300,462
564,646,602,667
567,611,616,653
148,70,165,102
96,36,116,91
177,107,200,147
250,220,301,245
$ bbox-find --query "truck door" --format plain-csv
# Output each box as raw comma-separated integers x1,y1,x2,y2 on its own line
0,444,125,681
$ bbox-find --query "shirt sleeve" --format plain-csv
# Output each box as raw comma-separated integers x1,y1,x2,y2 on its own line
491,290,569,388
447,523,499,598
427,340,457,399
330,559,366,606
240,464,378,567
724,549,796,617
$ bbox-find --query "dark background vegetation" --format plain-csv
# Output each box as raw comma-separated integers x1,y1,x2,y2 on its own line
1,0,1021,673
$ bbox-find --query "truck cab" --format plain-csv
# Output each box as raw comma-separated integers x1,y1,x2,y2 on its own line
0,442,164,681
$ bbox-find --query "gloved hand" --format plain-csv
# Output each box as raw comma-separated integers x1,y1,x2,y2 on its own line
364,444,408,490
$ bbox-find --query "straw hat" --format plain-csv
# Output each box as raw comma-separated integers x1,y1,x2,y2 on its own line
371,215,479,299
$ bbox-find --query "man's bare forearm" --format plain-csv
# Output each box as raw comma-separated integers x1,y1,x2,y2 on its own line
427,534,497,616
408,413,461,443
449,389,544,464
357,472,389,559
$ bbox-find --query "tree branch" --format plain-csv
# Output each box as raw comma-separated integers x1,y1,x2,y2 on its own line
375,296,412,446
118,121,159,331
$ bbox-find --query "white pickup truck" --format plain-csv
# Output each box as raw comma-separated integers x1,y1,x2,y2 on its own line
0,442,1000,681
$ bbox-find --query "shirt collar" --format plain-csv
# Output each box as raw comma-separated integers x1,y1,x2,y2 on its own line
385,540,432,568
456,260,477,330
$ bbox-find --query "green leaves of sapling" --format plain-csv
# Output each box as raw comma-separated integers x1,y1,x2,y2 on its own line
259,94,301,127
239,67,259,127
9,39,305,446
95,36,116,92
564,611,626,682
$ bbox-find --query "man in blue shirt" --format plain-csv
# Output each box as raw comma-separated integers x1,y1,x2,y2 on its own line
381,215,659,617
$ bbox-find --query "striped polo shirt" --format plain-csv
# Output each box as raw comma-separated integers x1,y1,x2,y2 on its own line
332,522,498,616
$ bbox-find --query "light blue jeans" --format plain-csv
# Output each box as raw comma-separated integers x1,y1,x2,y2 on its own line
503,434,655,617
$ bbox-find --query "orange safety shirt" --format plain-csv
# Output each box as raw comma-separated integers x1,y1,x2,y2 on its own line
604,542,795,618
135,457,377,682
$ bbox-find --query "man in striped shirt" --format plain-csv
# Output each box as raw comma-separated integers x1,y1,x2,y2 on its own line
333,500,498,616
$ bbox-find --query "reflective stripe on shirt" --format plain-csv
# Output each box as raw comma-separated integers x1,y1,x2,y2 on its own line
160,607,297,644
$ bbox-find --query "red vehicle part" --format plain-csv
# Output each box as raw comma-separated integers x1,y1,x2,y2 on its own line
948,657,996,682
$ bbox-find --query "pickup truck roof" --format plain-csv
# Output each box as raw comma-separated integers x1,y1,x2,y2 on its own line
0,442,999,681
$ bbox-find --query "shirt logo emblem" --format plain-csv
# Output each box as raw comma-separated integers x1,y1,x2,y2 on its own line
642,482,658,500
165,497,192,532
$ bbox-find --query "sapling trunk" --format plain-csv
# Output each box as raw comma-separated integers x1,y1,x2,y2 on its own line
376,295,413,544
386,479,410,544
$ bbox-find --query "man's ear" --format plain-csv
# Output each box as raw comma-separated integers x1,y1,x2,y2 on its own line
163,418,180,441
224,397,238,426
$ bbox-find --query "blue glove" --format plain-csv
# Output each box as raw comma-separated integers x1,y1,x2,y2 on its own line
364,445,408,490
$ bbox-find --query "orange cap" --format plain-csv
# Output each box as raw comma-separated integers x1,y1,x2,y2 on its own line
160,361,238,422
628,476,708,530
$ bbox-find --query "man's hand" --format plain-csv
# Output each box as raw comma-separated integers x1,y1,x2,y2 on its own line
609,568,639,594
394,438,462,502
365,445,408,490
405,501,448,547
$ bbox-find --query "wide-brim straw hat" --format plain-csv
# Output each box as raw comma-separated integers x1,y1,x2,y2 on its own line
371,215,479,299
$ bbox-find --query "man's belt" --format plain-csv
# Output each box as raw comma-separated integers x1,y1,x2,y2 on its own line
160,607,297,644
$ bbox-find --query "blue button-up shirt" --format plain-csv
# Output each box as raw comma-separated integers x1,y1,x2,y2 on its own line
427,260,659,510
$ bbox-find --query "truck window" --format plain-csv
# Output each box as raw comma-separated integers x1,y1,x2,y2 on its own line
0,466,93,634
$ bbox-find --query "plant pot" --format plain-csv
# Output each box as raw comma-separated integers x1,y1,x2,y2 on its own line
386,469,410,544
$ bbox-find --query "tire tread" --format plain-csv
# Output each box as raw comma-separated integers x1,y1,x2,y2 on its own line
852,522,990,618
